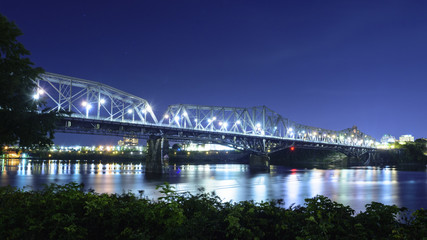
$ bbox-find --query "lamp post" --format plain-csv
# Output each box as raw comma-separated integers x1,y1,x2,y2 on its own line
127,109,134,122
98,98,106,119
82,101,92,118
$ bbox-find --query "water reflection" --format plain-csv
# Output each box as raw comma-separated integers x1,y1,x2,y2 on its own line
0,159,426,212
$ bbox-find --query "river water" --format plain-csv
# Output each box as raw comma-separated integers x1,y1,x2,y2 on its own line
1,159,426,213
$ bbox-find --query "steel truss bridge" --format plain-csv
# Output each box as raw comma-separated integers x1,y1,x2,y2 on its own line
34,72,377,156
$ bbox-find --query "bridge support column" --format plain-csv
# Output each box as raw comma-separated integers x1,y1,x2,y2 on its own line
249,154,270,172
146,136,169,174
363,152,377,166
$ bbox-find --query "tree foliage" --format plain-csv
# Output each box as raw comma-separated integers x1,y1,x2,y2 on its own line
390,140,427,164
0,14,57,152
0,182,426,240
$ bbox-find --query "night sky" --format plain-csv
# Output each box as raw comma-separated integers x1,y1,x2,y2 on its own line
2,1,427,145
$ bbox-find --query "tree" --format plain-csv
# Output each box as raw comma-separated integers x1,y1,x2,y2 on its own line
0,14,58,153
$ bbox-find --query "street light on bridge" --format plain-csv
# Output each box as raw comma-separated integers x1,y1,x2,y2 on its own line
127,108,134,122
33,88,45,100
82,101,92,118
219,121,229,131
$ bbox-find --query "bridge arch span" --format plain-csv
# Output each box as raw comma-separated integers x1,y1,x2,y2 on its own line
36,72,157,124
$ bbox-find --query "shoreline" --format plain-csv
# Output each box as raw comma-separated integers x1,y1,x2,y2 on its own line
2,148,426,170
3,156,425,171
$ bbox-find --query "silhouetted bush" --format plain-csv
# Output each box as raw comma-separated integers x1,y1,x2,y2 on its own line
0,183,425,239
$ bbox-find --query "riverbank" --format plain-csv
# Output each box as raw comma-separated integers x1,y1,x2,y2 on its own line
25,150,249,164
169,150,248,164
10,146,427,169
0,182,425,240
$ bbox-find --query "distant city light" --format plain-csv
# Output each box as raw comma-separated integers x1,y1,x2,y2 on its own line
185,143,234,151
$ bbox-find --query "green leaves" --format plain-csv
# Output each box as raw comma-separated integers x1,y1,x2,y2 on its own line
0,183,425,239
0,14,60,151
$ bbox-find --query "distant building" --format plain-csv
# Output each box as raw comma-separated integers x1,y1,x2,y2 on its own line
339,125,376,144
399,134,414,143
118,136,138,146
341,125,362,137
184,143,234,151
380,134,397,144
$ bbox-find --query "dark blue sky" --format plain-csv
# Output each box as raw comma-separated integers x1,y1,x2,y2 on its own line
2,0,427,145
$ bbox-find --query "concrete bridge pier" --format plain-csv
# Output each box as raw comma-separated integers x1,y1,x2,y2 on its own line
249,154,270,172
346,151,375,166
363,152,377,166
145,136,169,174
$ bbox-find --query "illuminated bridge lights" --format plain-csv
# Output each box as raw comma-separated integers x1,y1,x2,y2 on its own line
33,88,45,100
35,73,377,153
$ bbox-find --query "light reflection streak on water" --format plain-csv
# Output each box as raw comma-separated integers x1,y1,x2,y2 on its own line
0,160,425,212
25,161,30,175
59,162,64,175
286,171,300,206
309,170,323,197
252,176,266,202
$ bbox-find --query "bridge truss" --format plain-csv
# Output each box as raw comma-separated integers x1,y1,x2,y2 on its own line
158,104,376,154
35,73,376,155
36,72,157,124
